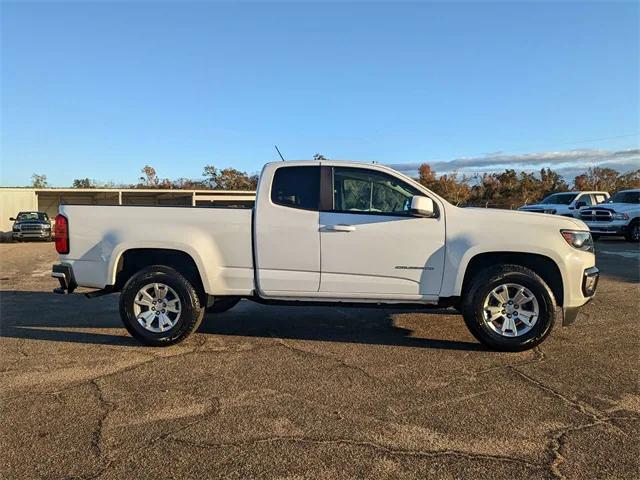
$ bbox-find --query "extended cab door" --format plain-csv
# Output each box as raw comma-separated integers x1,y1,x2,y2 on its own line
319,166,445,298
254,164,322,295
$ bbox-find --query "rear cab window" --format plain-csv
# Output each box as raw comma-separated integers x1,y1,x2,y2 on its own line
593,194,607,204
270,166,320,210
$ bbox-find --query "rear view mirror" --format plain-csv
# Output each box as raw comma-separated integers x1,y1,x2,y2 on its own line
410,196,435,217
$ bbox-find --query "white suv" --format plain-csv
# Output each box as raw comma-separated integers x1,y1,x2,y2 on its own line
519,191,609,217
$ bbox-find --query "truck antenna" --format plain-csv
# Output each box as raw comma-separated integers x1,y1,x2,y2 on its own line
274,145,285,161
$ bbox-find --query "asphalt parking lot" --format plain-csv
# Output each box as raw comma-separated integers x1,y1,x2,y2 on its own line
1,240,638,479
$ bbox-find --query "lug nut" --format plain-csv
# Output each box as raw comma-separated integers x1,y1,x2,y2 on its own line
501,310,506,314
514,312,518,316
507,314,512,318
162,309,166,313
151,307,155,311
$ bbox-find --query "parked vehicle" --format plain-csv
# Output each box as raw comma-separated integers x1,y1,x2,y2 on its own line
10,211,52,241
51,160,599,351
580,189,640,242
519,191,609,217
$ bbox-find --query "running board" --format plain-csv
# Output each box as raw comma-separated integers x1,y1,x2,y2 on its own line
84,287,115,299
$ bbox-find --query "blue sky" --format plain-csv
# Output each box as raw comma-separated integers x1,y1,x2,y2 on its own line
1,1,638,186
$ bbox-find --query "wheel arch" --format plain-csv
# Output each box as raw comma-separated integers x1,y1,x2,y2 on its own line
460,252,564,306
113,248,206,301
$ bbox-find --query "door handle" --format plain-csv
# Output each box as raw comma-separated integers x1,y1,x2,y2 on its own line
325,224,356,232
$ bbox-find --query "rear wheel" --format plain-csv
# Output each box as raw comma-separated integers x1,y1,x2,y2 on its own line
462,264,557,351
625,220,640,242
206,296,241,314
119,265,205,346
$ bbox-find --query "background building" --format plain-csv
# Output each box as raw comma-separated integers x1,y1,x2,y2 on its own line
0,188,256,237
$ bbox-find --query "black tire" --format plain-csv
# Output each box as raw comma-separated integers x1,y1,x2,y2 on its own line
119,265,205,346
205,296,241,314
624,220,640,242
461,264,557,351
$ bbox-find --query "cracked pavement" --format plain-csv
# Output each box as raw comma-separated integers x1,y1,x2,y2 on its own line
1,240,638,479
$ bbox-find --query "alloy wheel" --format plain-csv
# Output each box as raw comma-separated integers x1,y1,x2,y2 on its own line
482,283,540,337
133,283,182,333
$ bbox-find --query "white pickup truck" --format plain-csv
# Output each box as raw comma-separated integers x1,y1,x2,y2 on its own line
579,189,640,242
52,160,599,351
518,191,610,217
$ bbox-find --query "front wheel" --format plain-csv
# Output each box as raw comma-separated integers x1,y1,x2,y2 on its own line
625,220,640,242
119,265,205,346
461,264,557,351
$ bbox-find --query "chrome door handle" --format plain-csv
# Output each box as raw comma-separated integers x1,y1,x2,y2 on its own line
325,224,356,232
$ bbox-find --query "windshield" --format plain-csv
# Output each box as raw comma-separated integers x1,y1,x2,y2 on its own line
608,191,640,204
16,212,49,222
539,193,578,205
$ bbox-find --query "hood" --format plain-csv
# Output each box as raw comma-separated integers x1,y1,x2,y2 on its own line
462,206,587,230
15,219,50,225
519,203,563,210
587,203,639,213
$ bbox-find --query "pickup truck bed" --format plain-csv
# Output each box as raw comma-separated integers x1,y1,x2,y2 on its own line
60,205,255,295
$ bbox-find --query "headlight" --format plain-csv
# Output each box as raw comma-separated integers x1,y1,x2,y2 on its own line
561,230,594,253
43,224,51,229
612,213,629,221
544,209,557,214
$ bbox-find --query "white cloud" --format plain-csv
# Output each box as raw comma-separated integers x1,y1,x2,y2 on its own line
386,148,640,180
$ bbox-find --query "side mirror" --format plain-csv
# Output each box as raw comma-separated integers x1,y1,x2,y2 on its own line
575,201,586,209
410,196,435,217
9,217,15,221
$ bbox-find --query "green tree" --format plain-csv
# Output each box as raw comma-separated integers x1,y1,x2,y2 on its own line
31,173,48,188
72,178,96,188
203,165,258,190
539,168,568,197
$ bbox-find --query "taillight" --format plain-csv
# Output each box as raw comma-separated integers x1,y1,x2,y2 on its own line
54,214,69,254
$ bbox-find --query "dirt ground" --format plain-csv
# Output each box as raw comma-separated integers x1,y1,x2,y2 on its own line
1,240,638,479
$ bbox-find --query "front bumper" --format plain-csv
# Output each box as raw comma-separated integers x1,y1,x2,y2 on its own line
13,230,51,239
584,220,627,235
563,266,599,326
52,263,77,294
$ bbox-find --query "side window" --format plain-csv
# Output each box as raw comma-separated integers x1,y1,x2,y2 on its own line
581,195,594,207
271,166,320,210
332,167,421,215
